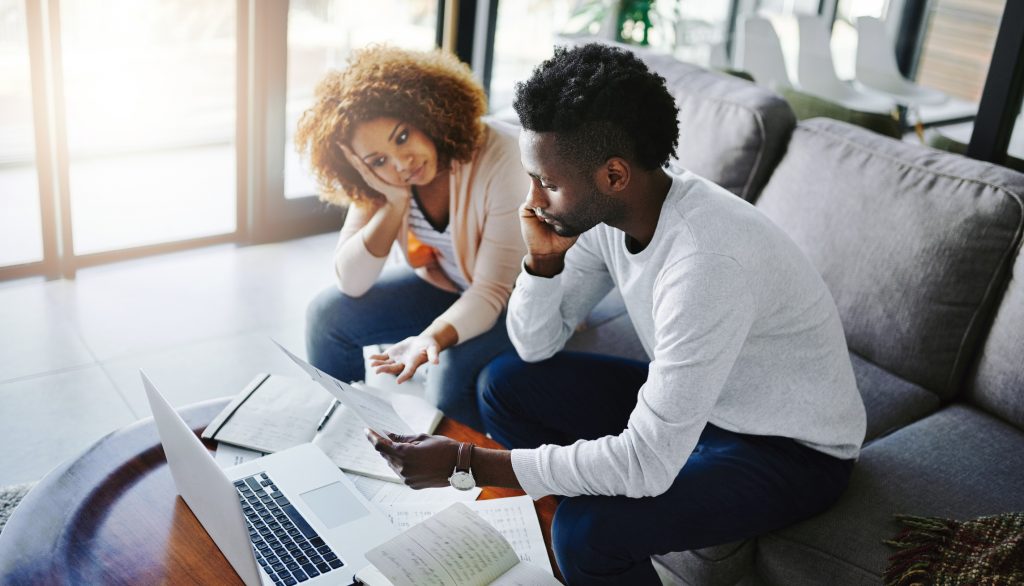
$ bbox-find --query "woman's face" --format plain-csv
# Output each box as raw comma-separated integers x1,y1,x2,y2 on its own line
348,117,440,188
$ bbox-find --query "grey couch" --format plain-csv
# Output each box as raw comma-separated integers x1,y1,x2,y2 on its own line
562,48,1024,585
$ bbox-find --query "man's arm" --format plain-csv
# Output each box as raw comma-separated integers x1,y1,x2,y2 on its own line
366,431,520,490
507,205,615,362
512,255,756,498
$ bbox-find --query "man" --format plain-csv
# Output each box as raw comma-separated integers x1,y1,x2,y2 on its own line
367,43,866,584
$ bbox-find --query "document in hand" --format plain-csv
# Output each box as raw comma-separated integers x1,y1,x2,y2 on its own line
358,503,560,586
202,373,443,483
273,339,413,436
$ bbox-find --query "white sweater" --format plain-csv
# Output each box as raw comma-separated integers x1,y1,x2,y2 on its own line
507,171,866,499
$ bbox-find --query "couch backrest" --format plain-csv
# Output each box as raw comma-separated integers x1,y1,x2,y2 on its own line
639,51,796,201
965,247,1024,429
755,118,1024,400
556,37,796,202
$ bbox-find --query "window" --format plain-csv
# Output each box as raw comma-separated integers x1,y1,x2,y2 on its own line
60,0,237,255
283,0,439,199
0,0,43,267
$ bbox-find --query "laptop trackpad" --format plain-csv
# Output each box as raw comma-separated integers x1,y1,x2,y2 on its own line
300,482,369,529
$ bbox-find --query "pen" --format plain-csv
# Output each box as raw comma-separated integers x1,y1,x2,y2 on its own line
316,399,339,431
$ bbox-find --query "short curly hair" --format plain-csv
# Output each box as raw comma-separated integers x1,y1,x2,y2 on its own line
295,45,488,206
513,43,679,173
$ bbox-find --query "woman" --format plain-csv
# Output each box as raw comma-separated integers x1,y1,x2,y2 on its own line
296,45,527,430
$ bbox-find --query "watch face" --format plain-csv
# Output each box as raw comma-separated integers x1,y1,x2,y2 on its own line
449,470,476,491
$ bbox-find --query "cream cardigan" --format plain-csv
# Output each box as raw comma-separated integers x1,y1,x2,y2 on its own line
332,120,529,343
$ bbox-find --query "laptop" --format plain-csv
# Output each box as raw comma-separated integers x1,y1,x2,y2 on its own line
141,371,398,586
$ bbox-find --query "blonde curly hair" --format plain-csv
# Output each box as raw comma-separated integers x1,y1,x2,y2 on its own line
295,44,488,207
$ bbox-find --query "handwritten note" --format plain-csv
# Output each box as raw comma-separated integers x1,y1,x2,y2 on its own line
382,496,551,575
367,503,520,586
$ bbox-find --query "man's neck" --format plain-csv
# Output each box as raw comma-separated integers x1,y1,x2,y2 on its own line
609,169,673,253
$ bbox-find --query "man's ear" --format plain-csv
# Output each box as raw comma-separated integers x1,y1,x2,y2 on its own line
597,157,630,193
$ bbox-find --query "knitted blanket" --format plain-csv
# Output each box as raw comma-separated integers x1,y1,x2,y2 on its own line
884,512,1024,585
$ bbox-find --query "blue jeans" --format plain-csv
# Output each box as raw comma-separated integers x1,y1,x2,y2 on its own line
306,266,511,430
478,351,855,585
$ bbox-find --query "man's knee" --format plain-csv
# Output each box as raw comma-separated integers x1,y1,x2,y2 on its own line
475,350,529,407
552,498,611,575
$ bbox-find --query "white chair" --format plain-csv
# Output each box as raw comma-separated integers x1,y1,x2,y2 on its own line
855,16,948,107
796,14,895,114
737,16,793,90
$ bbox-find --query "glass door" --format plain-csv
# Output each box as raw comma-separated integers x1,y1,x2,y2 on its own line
57,0,239,257
0,0,50,278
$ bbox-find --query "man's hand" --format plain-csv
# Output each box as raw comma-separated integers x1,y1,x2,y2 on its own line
339,143,411,206
366,430,459,489
369,334,441,383
519,203,578,278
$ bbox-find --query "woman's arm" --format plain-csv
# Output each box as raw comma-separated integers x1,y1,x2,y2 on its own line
333,142,413,297
333,199,408,297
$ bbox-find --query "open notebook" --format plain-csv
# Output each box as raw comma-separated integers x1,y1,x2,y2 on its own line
356,502,560,586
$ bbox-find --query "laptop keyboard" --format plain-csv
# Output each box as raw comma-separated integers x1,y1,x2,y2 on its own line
234,472,345,585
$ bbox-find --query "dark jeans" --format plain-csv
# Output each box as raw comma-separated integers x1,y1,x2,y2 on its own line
306,266,512,431
477,351,855,585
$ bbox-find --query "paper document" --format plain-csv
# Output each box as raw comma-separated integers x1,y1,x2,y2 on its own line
345,472,481,506
202,373,442,482
362,503,559,586
382,496,551,574
274,339,413,436
214,443,266,469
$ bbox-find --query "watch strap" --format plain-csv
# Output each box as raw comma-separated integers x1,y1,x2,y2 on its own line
456,442,474,472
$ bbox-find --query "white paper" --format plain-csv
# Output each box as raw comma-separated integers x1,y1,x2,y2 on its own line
491,562,560,585
274,339,413,436
315,405,403,482
382,496,552,575
214,443,266,469
345,472,482,506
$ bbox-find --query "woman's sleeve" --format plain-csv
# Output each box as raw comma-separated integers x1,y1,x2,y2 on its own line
333,202,390,297
433,143,529,343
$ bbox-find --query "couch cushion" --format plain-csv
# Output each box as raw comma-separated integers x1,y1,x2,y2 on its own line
558,37,795,201
850,352,941,443
965,245,1024,429
654,540,755,586
755,118,1024,399
756,404,1024,585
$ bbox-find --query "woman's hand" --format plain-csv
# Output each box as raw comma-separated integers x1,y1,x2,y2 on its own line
370,335,442,383
339,143,411,206
366,431,459,489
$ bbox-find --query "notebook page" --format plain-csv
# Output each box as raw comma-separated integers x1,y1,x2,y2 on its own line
206,377,329,453
491,561,561,585
365,503,520,586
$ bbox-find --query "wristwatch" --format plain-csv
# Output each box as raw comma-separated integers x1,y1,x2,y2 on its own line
448,442,476,491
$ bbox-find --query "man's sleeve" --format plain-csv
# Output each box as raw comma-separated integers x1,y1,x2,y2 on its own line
506,234,615,362
511,254,755,498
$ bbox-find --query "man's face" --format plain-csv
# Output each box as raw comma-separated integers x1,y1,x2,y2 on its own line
518,130,616,238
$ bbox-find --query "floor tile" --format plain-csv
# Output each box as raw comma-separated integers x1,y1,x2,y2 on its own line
66,238,333,361
0,279,95,382
102,330,314,418
0,366,135,485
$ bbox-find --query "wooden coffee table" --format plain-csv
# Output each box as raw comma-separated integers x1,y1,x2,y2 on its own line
0,398,561,584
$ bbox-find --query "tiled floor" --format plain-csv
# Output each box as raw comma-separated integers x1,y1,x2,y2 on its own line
0,232,340,486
